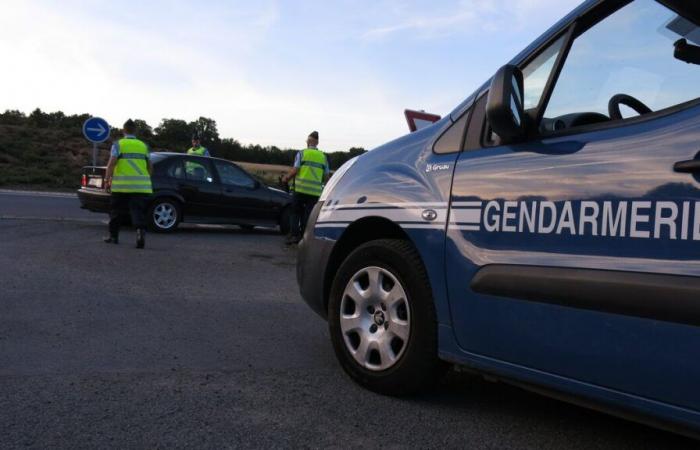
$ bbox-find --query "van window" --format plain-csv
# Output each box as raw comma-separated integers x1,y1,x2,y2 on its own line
522,34,566,110
543,0,700,130
434,111,470,154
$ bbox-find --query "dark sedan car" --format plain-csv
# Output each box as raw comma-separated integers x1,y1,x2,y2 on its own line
78,152,292,233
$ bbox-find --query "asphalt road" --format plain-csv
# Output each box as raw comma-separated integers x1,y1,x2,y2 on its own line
0,191,696,449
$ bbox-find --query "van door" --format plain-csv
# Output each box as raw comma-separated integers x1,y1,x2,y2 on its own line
447,0,700,410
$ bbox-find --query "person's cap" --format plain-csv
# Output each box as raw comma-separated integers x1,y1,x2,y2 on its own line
123,119,135,128
308,131,319,140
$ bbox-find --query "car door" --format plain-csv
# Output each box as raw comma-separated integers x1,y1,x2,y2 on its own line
446,0,700,411
211,160,276,224
171,157,223,218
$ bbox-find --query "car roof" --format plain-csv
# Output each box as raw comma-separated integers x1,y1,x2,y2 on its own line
152,152,237,165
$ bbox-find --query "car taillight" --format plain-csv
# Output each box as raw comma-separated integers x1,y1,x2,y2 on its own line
81,174,87,187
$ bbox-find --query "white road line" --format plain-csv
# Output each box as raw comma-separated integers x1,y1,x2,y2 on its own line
0,189,77,199
0,215,105,224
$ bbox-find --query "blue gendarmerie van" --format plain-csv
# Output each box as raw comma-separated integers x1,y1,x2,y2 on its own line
297,0,700,437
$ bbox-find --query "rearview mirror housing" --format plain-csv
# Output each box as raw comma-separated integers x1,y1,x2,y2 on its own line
486,64,526,143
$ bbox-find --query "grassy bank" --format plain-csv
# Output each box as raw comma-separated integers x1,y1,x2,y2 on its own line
0,124,291,190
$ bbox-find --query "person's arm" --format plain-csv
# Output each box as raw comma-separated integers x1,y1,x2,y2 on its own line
146,145,153,175
282,151,301,183
104,141,119,191
283,167,298,183
105,156,117,192
323,155,330,183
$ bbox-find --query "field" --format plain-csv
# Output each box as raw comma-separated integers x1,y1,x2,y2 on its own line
236,161,291,186
0,123,293,190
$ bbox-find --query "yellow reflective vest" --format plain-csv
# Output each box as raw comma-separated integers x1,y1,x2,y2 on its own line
111,138,153,194
294,148,327,197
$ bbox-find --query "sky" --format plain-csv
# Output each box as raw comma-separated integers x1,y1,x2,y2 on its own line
0,0,582,151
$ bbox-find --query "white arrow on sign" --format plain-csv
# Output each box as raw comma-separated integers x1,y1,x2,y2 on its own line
87,123,107,136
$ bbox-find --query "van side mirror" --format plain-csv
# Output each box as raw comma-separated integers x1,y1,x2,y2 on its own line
486,64,526,143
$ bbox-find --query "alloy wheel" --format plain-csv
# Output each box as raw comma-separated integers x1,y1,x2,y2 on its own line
339,266,411,371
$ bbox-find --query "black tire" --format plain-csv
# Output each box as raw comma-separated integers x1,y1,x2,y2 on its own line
328,239,444,396
147,198,181,233
278,206,291,235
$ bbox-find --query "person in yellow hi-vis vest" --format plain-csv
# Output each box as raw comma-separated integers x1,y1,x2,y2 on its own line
187,135,210,157
103,119,153,249
185,134,210,175
281,131,329,245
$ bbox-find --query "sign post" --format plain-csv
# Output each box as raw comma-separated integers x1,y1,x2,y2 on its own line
82,117,111,166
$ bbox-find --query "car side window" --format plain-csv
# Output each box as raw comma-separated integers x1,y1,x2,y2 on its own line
542,0,700,132
214,161,255,189
433,111,470,154
185,159,214,183
166,159,186,180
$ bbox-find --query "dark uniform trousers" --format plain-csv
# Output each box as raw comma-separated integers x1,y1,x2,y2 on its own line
290,192,319,238
109,193,149,237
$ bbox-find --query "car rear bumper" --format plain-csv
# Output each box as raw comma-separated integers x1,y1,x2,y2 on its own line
77,188,110,213
297,201,335,320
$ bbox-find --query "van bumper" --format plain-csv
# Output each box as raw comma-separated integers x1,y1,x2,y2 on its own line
296,201,335,320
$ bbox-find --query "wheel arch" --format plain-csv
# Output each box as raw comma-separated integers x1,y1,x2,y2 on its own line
323,216,417,312
152,190,185,205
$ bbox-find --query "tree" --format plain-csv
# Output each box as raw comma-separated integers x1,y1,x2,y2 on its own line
132,119,153,139
0,110,26,125
153,118,191,151
28,108,50,128
189,117,219,145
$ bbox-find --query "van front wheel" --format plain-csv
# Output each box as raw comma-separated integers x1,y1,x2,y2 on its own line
328,239,444,396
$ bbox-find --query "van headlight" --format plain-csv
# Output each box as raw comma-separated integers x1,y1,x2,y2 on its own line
320,156,359,202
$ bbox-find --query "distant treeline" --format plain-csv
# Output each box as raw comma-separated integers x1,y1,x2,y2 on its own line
0,109,366,169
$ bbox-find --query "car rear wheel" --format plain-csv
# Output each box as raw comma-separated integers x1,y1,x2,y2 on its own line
328,239,444,396
148,198,181,233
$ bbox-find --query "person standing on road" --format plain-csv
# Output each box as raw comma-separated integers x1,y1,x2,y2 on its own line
186,135,210,176
282,131,329,245
103,119,153,249
187,135,210,157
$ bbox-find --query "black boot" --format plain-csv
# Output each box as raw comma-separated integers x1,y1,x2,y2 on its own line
136,229,145,249
103,235,119,244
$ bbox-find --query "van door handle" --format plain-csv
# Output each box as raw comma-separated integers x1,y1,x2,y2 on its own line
673,159,700,173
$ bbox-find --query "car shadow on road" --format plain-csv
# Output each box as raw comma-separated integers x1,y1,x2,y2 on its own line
407,370,697,447
174,224,281,236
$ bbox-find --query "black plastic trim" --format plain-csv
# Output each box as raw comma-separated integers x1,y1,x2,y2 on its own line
471,265,700,327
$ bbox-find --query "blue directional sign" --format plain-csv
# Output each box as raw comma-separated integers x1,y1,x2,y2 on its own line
82,117,110,143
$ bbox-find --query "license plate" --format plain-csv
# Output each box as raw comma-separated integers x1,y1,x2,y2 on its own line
88,178,103,188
